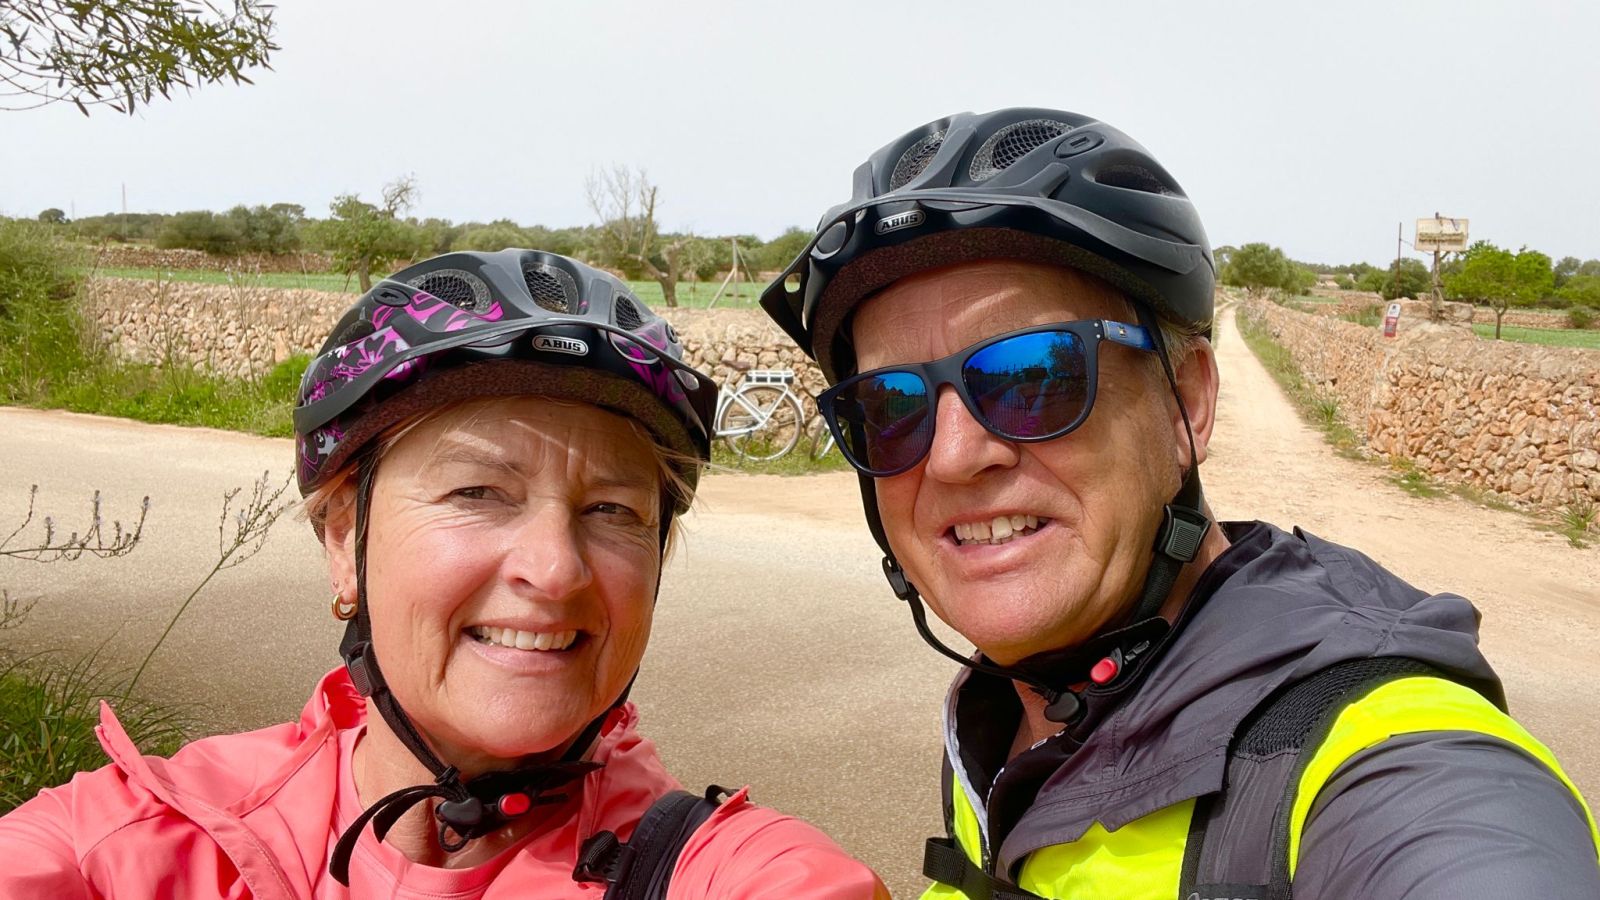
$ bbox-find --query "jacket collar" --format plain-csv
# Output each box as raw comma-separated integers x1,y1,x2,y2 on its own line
942,521,1501,877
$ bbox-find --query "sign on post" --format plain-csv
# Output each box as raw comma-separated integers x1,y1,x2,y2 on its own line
1416,216,1469,253
1383,301,1402,338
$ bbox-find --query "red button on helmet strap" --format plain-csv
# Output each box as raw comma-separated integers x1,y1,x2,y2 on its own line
498,792,532,817
1089,657,1119,685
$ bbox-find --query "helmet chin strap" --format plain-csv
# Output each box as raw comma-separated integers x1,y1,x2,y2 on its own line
863,312,1212,725
329,450,666,886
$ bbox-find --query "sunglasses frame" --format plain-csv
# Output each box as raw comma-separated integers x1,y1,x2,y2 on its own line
818,318,1156,477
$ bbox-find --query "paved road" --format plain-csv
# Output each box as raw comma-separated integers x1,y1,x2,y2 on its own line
2,307,1596,897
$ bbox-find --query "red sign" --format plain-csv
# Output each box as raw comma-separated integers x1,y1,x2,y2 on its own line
1382,302,1402,338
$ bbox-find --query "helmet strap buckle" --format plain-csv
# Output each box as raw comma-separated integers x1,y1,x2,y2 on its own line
882,556,917,602
1156,502,1210,565
1043,689,1084,725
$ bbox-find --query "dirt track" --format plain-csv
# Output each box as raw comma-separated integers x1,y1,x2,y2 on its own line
1,306,1596,898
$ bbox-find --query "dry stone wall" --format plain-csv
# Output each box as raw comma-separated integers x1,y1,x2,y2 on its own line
78,278,828,416
81,276,1599,510
1241,297,1600,511
655,308,826,420
81,277,351,379
1305,288,1578,331
90,244,337,274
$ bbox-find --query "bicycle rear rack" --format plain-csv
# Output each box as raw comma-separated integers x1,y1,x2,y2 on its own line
743,369,795,385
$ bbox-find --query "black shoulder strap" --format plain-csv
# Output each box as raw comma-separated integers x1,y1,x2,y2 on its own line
1178,657,1444,900
923,836,1049,900
574,785,729,900
923,752,1048,900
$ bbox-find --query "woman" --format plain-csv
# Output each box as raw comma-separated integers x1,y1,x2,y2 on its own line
0,249,888,898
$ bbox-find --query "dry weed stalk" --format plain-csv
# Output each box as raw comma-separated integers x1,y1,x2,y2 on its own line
126,470,293,694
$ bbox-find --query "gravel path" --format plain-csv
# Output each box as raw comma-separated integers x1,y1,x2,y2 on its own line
1,305,1594,897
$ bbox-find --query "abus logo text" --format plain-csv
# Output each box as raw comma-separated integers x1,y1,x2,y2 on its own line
532,335,589,357
875,209,926,235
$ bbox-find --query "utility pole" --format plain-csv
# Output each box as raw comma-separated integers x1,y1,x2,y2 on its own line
1393,221,1403,302
1428,212,1446,321
121,182,128,242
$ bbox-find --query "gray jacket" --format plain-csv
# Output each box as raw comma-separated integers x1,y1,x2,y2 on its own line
944,521,1600,898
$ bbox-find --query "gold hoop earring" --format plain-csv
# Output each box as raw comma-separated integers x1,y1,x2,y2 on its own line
332,593,357,621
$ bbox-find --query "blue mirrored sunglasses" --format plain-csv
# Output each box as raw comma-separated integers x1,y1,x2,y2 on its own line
818,319,1156,477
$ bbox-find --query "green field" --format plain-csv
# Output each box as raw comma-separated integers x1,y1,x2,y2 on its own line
93,266,358,292
87,266,773,310
625,279,772,309
1472,323,1600,349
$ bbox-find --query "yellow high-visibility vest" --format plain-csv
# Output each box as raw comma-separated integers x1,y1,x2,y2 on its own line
925,676,1599,899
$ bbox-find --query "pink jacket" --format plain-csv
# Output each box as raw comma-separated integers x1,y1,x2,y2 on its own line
0,668,888,899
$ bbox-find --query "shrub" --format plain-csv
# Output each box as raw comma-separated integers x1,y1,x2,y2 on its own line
0,220,90,402
0,218,79,313
1340,304,1382,328
224,205,302,255
157,211,243,255
456,220,531,252
1568,306,1597,330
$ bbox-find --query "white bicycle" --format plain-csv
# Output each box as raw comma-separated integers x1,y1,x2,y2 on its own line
714,370,806,462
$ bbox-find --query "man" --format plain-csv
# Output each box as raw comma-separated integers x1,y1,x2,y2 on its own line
762,108,1600,899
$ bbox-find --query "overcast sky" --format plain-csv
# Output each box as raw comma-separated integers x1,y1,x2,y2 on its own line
5,0,1597,266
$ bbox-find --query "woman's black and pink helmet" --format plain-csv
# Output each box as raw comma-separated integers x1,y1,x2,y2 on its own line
294,249,716,509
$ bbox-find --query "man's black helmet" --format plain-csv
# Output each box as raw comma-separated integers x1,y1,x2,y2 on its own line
760,107,1216,382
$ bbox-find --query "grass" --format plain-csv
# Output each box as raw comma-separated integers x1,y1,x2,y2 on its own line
1447,482,1522,514
1387,458,1447,499
627,280,771,310
1339,304,1383,328
7,343,307,438
84,266,776,311
0,651,191,814
1234,309,1362,456
708,430,853,476
1471,323,1600,349
91,266,358,293
1558,499,1597,549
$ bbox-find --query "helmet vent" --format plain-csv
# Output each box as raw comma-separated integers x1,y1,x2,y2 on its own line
522,262,578,314
406,269,493,313
333,319,375,347
888,130,946,191
969,118,1072,182
613,292,645,331
1094,164,1179,196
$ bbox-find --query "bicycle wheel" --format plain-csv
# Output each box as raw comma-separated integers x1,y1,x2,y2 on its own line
806,414,838,460
718,385,803,462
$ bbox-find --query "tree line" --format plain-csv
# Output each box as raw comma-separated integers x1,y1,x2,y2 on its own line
1219,241,1600,335
30,170,812,305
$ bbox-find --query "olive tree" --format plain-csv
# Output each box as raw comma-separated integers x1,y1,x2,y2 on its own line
1,0,276,114
585,166,690,308
315,176,423,292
